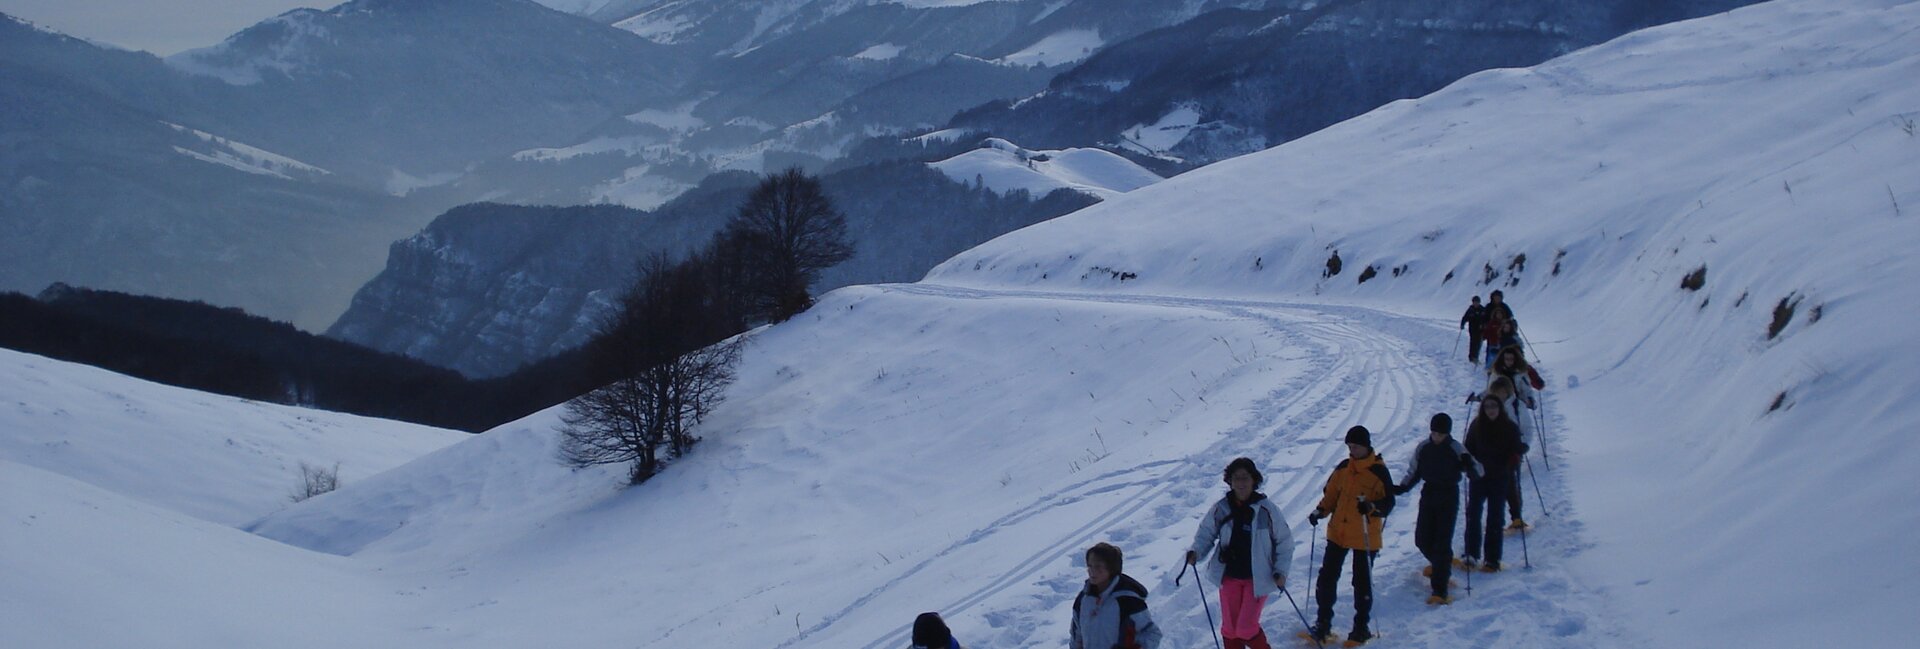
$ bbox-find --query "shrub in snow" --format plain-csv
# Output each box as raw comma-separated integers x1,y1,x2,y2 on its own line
289,462,340,503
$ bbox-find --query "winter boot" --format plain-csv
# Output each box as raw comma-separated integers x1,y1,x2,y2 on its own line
1426,593,1453,605
1299,623,1332,645
1507,518,1530,532
1481,561,1503,573
1421,565,1433,577
1454,556,1478,569
1343,627,1374,647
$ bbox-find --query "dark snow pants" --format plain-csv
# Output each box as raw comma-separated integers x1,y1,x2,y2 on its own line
1467,333,1484,363
1415,490,1460,596
1508,465,1525,521
1465,471,1512,565
1314,541,1375,633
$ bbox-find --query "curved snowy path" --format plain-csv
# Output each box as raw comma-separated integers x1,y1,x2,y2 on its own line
807,284,1624,649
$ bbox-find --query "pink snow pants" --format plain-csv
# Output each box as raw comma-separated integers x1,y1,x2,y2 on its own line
1219,577,1268,640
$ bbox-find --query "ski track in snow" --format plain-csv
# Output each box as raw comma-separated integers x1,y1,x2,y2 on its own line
743,284,1634,649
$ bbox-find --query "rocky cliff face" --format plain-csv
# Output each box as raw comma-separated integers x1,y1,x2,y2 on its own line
326,204,664,378
328,163,1094,377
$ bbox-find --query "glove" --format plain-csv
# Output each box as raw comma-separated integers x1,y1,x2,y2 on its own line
1307,510,1325,526
1392,483,1411,496
1357,501,1375,516
1525,397,1537,409
1185,550,1198,565
1465,392,1478,404
1519,443,1531,455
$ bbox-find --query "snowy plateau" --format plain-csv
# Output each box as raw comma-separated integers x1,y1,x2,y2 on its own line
4,1,1916,648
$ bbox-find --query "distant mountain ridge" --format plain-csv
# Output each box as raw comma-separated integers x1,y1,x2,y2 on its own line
164,0,692,179
330,162,1094,377
951,0,1763,164
0,0,691,327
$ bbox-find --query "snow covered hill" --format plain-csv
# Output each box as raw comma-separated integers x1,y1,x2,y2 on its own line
0,348,467,527
930,138,1164,200
5,0,1915,647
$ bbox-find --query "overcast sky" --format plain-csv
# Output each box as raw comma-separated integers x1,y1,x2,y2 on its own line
0,0,332,55
0,0,613,56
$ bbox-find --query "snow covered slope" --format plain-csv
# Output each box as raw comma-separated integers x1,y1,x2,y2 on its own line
930,0,1920,645
0,348,466,526
6,0,1914,647
930,137,1164,199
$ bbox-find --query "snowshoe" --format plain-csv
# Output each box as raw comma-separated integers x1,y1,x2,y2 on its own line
1427,594,1453,605
1453,556,1479,569
1343,629,1376,647
1481,561,1503,573
1506,518,1530,533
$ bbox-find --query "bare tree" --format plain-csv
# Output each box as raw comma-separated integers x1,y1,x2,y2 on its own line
559,253,743,484
289,462,340,502
725,167,854,322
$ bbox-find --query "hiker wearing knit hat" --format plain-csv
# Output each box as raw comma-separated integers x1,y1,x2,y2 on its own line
1395,412,1483,604
1303,426,1396,645
910,611,962,649
1344,425,1373,449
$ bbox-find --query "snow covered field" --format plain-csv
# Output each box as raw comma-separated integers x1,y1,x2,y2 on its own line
4,0,1916,647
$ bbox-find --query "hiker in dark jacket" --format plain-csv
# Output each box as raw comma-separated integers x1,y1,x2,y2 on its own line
1072,542,1162,649
1460,296,1488,363
1485,353,1542,530
1463,397,1524,572
910,612,964,649
1481,291,1517,370
1304,426,1395,646
1187,457,1294,649
1393,413,1483,603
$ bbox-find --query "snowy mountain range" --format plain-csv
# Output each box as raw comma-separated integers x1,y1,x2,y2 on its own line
5,1,1913,648
3,0,1764,334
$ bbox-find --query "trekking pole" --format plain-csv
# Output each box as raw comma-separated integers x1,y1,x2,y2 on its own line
1282,588,1323,649
1451,327,1462,359
1178,562,1224,649
1309,520,1319,608
1368,511,1384,635
1524,454,1549,518
1516,322,1544,367
1517,502,1533,570
1534,396,1552,471
1465,545,1473,597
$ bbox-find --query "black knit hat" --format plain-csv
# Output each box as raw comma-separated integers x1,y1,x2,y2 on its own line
1430,413,1452,435
911,612,951,648
1344,425,1372,448
1223,457,1263,488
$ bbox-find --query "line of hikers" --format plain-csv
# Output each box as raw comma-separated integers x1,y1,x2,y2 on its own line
910,294,1547,649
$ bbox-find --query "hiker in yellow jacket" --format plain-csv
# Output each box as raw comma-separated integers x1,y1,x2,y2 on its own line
1303,426,1395,646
